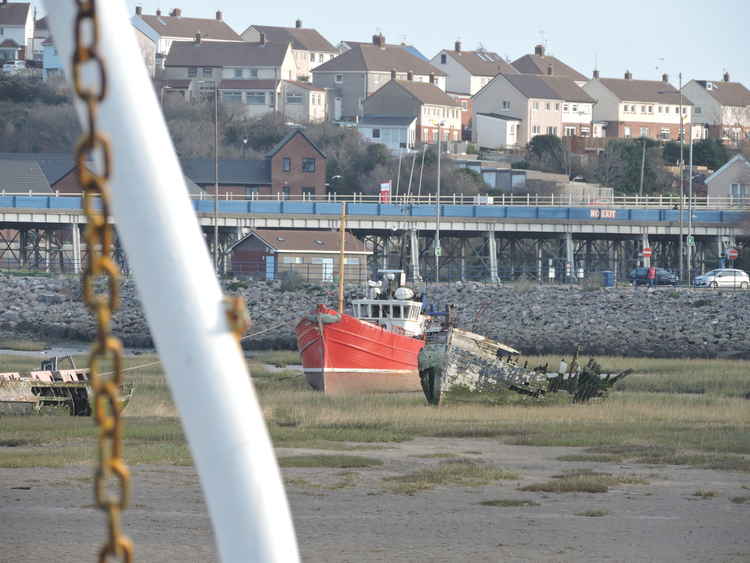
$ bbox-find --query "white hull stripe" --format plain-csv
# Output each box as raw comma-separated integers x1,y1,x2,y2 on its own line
304,368,417,374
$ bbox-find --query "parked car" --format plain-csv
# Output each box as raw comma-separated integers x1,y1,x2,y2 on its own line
693,268,749,289
2,60,26,74
628,267,679,286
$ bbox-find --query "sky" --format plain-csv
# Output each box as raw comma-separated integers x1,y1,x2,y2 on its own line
32,0,750,88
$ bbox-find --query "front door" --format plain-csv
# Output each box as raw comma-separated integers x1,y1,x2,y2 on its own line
265,255,275,280
321,258,333,282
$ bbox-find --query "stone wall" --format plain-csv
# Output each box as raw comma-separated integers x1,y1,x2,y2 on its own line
0,274,748,359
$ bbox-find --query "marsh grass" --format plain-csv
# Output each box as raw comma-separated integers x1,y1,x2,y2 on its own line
693,490,719,498
410,453,460,459
557,454,624,463
251,350,300,367
0,338,49,351
575,509,609,517
383,460,518,495
479,499,540,507
1,353,749,469
730,496,749,504
521,471,648,493
278,455,383,468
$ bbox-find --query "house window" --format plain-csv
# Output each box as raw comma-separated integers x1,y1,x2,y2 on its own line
532,101,539,110
546,126,558,136
234,68,242,78
580,127,590,137
282,157,291,172
555,103,560,110
222,91,242,103
695,107,702,114
648,106,653,113
440,53,447,64
202,67,213,77
310,52,315,61
564,126,576,136
545,102,551,110
187,67,197,77
302,158,316,172
640,105,646,113
283,256,303,264
563,104,569,112
640,127,649,137
344,258,360,265
658,128,669,140
335,74,343,83
572,104,578,112
286,93,303,104
532,125,541,135
658,106,662,113
246,91,266,105
498,100,509,111
282,186,291,198
624,126,631,138
372,128,381,138
675,106,680,113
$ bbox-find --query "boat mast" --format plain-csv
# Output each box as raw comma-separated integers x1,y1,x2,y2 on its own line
338,204,347,313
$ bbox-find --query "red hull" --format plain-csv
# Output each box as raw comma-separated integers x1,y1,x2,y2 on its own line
296,304,424,394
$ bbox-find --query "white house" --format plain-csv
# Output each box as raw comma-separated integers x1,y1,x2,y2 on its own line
218,79,327,123
705,154,750,202
683,73,750,146
358,116,417,152
430,41,518,96
0,1,33,61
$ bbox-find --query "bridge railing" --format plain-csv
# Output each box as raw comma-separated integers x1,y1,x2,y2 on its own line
2,191,750,210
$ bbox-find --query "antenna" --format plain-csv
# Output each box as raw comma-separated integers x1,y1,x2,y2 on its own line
655,57,665,78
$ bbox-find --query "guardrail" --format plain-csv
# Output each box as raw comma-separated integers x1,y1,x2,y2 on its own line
2,191,750,210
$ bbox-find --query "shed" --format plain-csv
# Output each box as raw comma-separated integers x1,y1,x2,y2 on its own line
228,229,371,282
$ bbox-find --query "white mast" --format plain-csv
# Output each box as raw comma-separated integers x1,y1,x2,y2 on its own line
44,2,299,562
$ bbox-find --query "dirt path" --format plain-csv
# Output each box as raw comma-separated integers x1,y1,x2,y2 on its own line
1,439,748,563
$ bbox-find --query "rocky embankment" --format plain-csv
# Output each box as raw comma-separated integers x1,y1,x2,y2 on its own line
0,274,748,359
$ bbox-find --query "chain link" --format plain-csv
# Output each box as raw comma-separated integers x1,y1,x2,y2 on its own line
72,1,133,561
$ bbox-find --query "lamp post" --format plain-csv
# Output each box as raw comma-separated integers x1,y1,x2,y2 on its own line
196,80,220,271
435,122,445,282
678,72,684,284
687,133,694,284
242,137,248,159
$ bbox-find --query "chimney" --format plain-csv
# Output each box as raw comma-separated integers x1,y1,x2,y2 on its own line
171,8,182,17
662,73,669,83
135,6,142,15
534,44,545,57
593,69,599,79
156,9,162,16
407,70,414,81
259,32,266,45
215,10,222,21
723,71,730,82
429,72,435,84
295,19,302,28
624,70,632,80
454,40,461,53
547,64,553,76
194,31,202,44
372,33,385,48
390,68,396,80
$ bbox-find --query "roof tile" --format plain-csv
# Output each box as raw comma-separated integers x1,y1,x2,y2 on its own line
138,13,241,41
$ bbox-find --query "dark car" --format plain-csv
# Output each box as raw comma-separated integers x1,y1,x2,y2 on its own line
628,267,679,286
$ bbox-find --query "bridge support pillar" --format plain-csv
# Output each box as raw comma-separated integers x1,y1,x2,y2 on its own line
487,230,499,283
537,241,543,284
459,238,466,281
641,233,650,268
71,223,81,274
409,229,421,283
564,232,574,282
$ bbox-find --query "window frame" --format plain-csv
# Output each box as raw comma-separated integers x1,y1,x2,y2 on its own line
302,158,316,173
282,157,291,172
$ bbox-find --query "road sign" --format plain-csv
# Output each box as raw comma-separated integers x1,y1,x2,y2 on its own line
727,248,739,260
434,246,442,257
687,235,695,247
642,247,652,257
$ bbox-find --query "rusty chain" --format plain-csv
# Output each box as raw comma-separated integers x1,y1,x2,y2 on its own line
71,1,133,561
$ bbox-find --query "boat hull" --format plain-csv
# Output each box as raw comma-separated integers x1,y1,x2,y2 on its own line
296,305,424,394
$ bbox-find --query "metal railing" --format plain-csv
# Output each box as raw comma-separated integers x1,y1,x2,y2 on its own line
2,190,749,210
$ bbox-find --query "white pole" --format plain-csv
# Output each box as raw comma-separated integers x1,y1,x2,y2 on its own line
44,3,299,562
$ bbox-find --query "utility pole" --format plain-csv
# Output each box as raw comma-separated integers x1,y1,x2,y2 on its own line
678,72,684,283
435,123,443,282
638,138,646,199
214,85,219,272
687,135,694,284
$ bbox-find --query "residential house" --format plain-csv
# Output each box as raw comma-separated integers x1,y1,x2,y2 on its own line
312,33,446,120
362,77,461,146
218,79,327,123
357,116,417,152
583,72,692,140
511,44,587,87
241,20,337,80
131,6,243,75
0,1,33,61
683,73,750,146
180,129,326,199
41,38,62,82
704,154,750,202
339,40,429,61
31,15,49,61
229,229,371,282
472,73,595,148
0,159,53,193
430,41,518,139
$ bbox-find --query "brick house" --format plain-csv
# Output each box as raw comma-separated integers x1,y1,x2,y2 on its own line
583,72,692,140
241,20,337,80
362,77,461,145
229,228,371,282
683,73,750,146
511,44,587,87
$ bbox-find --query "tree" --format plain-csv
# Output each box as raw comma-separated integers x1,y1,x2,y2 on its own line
591,138,672,194
664,138,729,170
527,134,569,174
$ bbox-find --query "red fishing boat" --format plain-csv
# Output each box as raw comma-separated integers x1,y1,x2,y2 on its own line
296,271,428,394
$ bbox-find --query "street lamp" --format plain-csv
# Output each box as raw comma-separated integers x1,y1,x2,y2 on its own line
678,72,685,285
435,121,445,282
242,137,248,159
197,79,220,271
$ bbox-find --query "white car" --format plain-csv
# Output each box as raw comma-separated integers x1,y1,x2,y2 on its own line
2,60,26,74
693,268,749,289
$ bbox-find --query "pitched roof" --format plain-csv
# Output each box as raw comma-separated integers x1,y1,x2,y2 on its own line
0,152,84,185
477,113,522,121
315,43,445,76
0,39,20,48
180,158,271,185
511,53,587,82
0,2,30,26
443,50,518,77
597,78,690,105
501,74,594,103
705,154,750,184
286,80,325,91
219,79,280,90
249,25,336,53
166,41,289,68
388,80,460,106
695,80,750,107
137,13,241,41
344,41,428,61
266,129,327,159
243,229,368,253
0,160,53,193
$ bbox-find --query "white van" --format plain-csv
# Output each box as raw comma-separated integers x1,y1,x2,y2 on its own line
2,60,26,74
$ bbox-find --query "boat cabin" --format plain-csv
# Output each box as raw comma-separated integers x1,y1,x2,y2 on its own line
351,298,425,337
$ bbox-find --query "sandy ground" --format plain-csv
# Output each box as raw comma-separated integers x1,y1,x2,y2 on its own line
1,438,748,563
